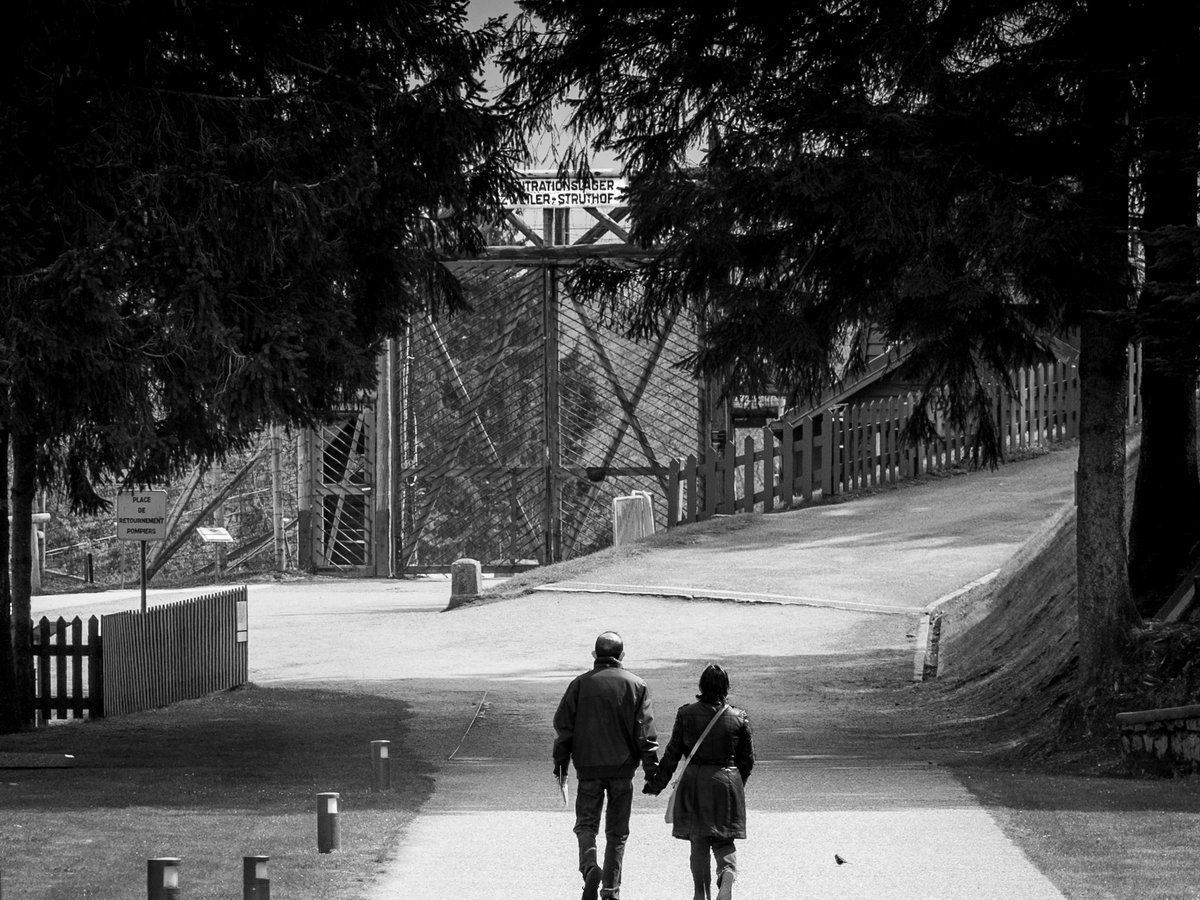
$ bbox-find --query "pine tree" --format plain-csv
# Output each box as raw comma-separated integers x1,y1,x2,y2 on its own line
0,0,516,730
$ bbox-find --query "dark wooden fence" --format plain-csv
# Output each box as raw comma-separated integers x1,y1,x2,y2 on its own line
32,615,103,720
102,586,249,717
30,585,249,720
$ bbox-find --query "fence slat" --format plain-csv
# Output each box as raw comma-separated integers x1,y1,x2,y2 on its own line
70,617,84,718
798,417,813,501
36,618,51,719
667,458,681,526
88,616,103,717
762,427,776,512
780,423,795,507
885,396,900,483
821,414,836,499
742,435,755,514
722,439,736,515
684,454,698,524
702,452,718,520
873,403,882,484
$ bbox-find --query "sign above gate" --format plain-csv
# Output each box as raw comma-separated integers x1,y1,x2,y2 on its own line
506,173,627,209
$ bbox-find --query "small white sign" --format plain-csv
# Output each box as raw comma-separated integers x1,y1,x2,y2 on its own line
115,490,168,542
196,526,235,544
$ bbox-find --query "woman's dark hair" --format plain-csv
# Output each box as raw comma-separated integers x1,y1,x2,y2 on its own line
696,664,729,703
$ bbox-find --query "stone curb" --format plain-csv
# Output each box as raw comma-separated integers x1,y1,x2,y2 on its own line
911,570,1001,682
534,581,924,617
1116,704,1200,726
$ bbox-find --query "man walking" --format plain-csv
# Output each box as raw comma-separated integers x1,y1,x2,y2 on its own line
554,631,659,900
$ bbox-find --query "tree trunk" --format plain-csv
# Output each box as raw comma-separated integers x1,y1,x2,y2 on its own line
1128,2,1200,610
1130,370,1200,607
9,409,37,725
0,426,20,734
1067,0,1139,735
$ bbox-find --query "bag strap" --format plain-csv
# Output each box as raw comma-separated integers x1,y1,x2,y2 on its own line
674,703,728,781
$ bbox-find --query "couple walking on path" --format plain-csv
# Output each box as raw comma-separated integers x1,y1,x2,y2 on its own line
553,632,756,900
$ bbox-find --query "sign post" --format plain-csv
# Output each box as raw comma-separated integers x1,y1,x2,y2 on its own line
116,490,169,613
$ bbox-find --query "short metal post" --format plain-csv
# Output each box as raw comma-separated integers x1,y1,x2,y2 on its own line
243,855,270,899
147,857,181,899
371,740,391,792
317,792,341,853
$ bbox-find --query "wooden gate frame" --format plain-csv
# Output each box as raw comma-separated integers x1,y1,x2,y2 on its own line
402,179,706,572
300,172,716,575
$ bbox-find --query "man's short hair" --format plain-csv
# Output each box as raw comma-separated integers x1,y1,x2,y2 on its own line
595,631,624,658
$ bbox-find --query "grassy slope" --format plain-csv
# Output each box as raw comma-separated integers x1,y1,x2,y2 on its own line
923,505,1082,755
905,442,1200,900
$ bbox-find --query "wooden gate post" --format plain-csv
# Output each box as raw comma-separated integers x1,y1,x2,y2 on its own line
542,262,563,564
88,616,103,718
296,431,313,572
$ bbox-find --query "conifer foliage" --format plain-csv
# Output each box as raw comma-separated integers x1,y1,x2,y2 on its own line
501,0,1200,732
0,0,516,731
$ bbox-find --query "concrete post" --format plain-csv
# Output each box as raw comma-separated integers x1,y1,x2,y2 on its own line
147,858,181,899
447,558,482,609
317,793,340,853
613,492,655,547
371,740,391,792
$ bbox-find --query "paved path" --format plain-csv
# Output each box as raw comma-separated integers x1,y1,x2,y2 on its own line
385,760,1063,899
370,448,1078,899
543,444,1077,614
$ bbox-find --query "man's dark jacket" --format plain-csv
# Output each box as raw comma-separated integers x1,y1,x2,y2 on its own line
553,656,658,780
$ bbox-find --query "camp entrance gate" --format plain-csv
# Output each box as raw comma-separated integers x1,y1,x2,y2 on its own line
303,178,710,575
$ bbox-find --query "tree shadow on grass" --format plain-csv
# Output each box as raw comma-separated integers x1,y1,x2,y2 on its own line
0,684,435,813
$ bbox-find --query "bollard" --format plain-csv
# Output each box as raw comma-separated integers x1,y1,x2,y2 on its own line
370,740,391,792
612,491,655,547
147,858,181,900
243,855,270,900
447,558,482,609
316,792,341,853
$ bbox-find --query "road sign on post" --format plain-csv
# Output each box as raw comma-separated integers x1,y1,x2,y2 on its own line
116,490,169,612
116,491,168,541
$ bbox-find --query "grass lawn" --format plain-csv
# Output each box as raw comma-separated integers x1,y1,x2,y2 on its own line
0,685,432,900
958,766,1200,900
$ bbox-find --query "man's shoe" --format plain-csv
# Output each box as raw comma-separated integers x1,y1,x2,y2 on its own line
716,870,733,900
582,866,602,900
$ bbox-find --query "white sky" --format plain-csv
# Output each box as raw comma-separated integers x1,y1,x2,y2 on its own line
467,0,517,26
466,0,622,171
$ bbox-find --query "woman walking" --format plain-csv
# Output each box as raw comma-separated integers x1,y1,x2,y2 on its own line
646,664,754,900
